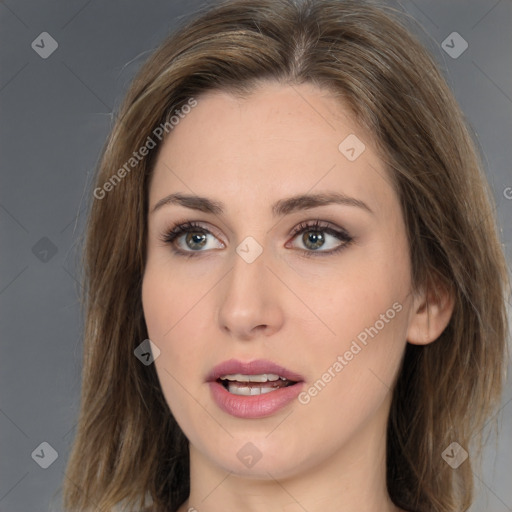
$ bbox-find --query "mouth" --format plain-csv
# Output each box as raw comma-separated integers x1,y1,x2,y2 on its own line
207,359,305,418
217,373,298,396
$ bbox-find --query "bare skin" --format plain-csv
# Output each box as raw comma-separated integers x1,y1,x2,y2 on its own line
142,81,453,512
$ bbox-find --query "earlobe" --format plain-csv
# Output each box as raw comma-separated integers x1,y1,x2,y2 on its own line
406,281,455,346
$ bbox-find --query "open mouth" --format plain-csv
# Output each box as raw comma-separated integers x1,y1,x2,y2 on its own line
217,373,298,396
208,360,305,418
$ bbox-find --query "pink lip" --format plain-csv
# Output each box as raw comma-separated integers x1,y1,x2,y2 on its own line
207,359,305,419
207,358,305,383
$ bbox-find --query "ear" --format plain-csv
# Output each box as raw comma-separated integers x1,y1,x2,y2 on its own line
407,278,455,346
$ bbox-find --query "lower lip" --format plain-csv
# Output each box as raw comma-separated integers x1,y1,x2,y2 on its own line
208,381,304,419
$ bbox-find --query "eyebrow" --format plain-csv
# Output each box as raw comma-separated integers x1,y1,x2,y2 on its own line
151,191,373,217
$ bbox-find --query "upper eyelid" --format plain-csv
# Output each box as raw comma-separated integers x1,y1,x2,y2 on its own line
177,221,226,242
289,219,350,237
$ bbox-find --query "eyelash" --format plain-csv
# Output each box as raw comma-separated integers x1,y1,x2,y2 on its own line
159,219,354,259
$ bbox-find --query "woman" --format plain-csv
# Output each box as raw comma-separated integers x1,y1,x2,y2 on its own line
62,1,510,511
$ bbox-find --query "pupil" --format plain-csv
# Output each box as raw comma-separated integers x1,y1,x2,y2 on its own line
304,231,324,250
186,232,207,250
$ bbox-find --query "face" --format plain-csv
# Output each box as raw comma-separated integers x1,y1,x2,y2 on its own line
142,81,416,480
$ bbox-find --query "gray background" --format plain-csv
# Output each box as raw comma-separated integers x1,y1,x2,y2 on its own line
1,0,511,511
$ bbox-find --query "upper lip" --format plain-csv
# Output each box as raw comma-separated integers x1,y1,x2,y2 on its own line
207,359,305,383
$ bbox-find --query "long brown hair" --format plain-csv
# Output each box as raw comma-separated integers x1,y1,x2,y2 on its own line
62,1,510,511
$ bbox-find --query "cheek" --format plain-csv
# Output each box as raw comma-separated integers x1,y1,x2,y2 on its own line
142,256,212,342
142,266,174,345
301,239,410,347
141,262,215,392
296,299,408,453
142,267,211,437
296,235,410,412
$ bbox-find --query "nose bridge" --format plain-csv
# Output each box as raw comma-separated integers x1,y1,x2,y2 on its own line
225,243,269,310
217,240,284,338
226,231,269,295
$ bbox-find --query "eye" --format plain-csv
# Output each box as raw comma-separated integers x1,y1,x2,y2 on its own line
159,219,353,258
159,221,225,257
286,220,353,257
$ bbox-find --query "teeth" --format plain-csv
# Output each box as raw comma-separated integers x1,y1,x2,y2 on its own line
226,384,278,396
220,373,282,382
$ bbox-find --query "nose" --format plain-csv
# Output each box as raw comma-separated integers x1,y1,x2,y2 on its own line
217,247,285,341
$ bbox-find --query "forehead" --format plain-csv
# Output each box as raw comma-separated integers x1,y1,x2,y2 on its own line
149,82,395,218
